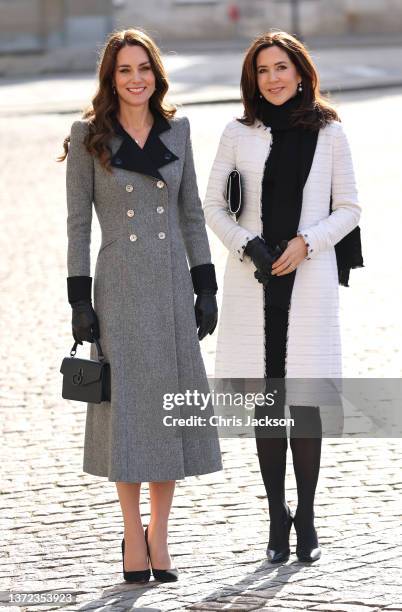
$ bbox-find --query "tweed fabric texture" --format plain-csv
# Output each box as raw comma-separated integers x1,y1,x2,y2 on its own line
66,117,222,482
203,118,361,385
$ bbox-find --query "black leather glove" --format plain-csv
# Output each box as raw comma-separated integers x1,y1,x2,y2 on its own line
67,276,100,344
71,299,100,344
195,291,218,341
245,237,276,282
189,263,218,340
248,239,288,287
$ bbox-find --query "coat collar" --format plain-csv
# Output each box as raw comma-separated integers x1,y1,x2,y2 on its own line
110,111,179,180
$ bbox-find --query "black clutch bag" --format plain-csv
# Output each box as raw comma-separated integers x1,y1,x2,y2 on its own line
225,169,243,221
60,338,111,403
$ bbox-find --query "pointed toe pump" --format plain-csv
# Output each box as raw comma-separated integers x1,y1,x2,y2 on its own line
296,545,322,563
121,538,151,583
293,513,322,563
266,505,294,564
144,526,179,582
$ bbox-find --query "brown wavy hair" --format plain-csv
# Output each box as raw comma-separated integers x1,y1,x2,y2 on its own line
58,28,176,170
239,30,339,129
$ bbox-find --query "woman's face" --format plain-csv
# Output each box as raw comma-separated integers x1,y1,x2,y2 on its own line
113,44,156,108
256,45,301,106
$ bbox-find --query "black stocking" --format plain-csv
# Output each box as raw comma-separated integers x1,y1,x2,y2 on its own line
255,390,289,544
255,435,288,520
289,405,322,549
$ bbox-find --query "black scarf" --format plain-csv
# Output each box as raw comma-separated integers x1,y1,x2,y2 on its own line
259,93,318,310
259,94,363,311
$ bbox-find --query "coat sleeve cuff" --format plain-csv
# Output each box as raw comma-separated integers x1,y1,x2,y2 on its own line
235,233,256,262
190,264,218,295
67,276,92,304
297,229,316,261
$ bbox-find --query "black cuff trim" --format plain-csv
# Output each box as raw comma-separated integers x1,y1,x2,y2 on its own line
67,276,92,304
190,264,218,295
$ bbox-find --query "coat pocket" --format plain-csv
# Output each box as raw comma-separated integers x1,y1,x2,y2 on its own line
98,237,119,257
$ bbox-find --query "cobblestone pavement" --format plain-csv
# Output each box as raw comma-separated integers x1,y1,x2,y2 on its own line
1,91,402,611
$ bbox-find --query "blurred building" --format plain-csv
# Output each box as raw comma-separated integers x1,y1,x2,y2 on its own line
1,0,402,75
0,0,113,53
115,0,402,41
2,0,402,54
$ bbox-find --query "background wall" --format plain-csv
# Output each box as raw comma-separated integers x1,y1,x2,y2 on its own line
1,0,401,75
0,0,113,53
114,0,402,41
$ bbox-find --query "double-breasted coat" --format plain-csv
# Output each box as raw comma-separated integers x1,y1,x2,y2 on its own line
66,113,222,482
203,118,361,390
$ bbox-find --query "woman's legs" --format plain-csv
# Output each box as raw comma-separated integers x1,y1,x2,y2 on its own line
255,391,292,557
255,429,288,522
289,405,322,557
147,480,176,568
258,305,290,528
116,482,149,570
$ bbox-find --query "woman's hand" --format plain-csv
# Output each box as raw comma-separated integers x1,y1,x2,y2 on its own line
244,237,276,278
271,237,307,276
71,300,100,344
195,292,218,340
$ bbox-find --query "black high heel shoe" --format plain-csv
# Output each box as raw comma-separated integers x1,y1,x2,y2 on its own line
293,512,322,562
266,505,294,563
144,526,179,582
121,537,151,583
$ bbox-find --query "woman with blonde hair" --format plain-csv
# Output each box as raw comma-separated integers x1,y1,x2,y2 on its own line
204,31,362,563
60,28,222,582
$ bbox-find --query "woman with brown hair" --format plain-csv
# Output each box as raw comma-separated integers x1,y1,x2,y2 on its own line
204,31,362,563
59,28,222,583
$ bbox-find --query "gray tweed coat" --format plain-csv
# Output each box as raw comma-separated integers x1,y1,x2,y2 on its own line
66,115,222,482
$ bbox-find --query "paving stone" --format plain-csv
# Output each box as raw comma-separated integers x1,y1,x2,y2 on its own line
307,605,382,612
1,95,402,612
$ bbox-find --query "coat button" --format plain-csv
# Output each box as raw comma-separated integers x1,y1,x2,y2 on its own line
129,234,137,242
156,206,164,214
158,232,166,240
127,209,135,217
156,180,165,189
126,184,134,192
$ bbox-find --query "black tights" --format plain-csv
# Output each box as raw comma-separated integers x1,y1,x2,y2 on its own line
255,403,322,530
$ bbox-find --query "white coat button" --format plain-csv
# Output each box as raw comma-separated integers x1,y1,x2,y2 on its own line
129,234,137,242
158,232,166,240
127,209,135,217
156,206,164,214
126,184,134,192
156,180,165,189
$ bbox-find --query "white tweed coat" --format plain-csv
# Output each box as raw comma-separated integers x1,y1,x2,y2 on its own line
204,118,361,381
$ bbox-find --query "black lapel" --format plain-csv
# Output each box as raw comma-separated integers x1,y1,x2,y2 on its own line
110,112,179,180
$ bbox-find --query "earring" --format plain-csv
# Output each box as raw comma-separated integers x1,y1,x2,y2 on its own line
297,82,303,93
112,86,116,95
259,93,263,99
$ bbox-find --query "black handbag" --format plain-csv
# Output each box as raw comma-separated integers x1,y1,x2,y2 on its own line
225,169,242,221
60,338,111,403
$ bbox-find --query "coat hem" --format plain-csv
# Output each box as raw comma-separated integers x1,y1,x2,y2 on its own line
82,462,223,483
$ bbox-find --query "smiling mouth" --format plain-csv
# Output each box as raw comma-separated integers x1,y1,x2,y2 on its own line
127,87,146,94
269,87,284,94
